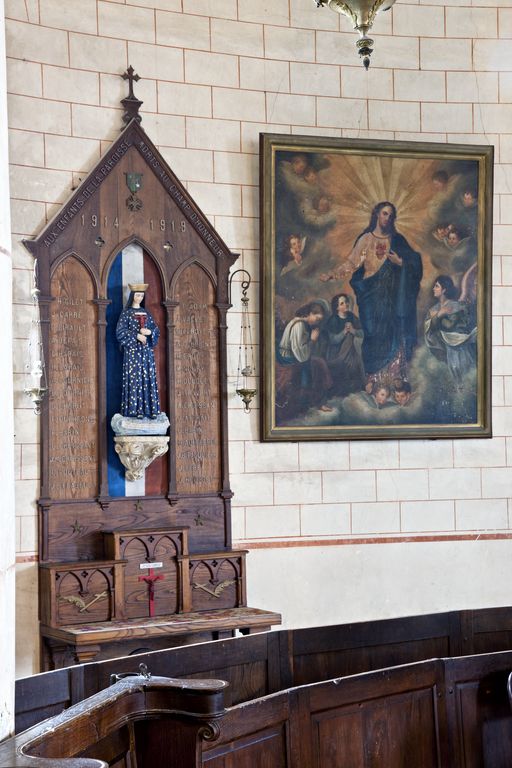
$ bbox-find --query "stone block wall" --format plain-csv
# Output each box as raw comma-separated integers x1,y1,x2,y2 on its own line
6,0,512,677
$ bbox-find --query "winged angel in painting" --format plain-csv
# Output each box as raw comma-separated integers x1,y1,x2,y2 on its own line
273,150,480,429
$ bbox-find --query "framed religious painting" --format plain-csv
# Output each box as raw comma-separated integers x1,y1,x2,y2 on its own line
260,133,493,441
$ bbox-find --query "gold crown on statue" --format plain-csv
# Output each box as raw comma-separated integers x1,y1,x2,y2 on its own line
128,283,149,292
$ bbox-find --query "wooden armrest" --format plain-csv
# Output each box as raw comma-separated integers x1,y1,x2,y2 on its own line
0,675,228,768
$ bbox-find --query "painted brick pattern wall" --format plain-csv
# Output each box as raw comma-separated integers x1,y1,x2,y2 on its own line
6,0,512,675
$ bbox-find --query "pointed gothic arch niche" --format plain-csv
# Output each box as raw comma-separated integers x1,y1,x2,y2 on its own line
49,257,98,500
172,262,221,495
105,242,168,496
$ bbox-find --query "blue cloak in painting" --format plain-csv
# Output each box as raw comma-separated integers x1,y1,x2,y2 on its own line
116,307,161,418
350,232,423,375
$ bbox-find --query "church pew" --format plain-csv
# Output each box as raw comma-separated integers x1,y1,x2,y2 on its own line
202,651,512,767
7,650,512,767
15,606,512,732
203,658,445,767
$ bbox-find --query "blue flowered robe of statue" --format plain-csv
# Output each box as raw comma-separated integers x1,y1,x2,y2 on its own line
116,307,161,418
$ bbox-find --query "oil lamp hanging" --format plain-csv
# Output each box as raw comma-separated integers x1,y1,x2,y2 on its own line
229,269,256,413
24,260,48,415
314,0,396,69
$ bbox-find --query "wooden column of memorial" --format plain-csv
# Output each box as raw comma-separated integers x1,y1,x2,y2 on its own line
25,68,280,670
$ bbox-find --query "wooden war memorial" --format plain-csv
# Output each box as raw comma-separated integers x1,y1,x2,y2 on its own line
24,67,280,669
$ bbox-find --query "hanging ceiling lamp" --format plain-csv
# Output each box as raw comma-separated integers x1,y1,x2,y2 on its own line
24,260,48,415
229,269,257,414
314,0,396,70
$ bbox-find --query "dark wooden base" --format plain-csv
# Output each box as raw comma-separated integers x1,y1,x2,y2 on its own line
41,607,282,669
9,615,512,768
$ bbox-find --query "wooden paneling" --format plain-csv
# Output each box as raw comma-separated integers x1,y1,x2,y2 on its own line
305,660,443,768
200,661,444,768
204,697,290,767
15,667,74,733
135,252,168,495
314,709,365,767
104,529,188,619
44,497,227,562
9,639,512,768
81,631,280,707
173,264,221,496
17,607,512,734
26,110,247,663
39,561,123,626
444,650,512,768
311,688,439,768
189,553,246,612
204,726,289,767
465,606,512,655
80,724,134,768
291,611,456,685
121,536,177,619
49,257,98,500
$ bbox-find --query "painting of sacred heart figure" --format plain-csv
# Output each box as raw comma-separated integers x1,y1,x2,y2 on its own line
260,134,493,441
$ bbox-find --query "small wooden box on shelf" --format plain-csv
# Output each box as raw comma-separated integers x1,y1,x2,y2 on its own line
188,551,247,612
103,527,190,617
39,560,126,626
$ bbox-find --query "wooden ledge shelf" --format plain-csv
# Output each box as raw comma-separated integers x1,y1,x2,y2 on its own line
41,607,282,669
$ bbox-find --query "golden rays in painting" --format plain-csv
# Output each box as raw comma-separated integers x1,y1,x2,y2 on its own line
306,154,442,286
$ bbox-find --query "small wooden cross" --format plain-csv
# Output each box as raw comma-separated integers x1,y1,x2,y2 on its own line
122,65,140,100
138,568,164,617
121,65,143,124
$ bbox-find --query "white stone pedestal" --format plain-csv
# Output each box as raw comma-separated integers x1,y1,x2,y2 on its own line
114,436,170,481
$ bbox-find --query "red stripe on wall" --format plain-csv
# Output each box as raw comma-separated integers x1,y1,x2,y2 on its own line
233,532,512,549
15,532,512,563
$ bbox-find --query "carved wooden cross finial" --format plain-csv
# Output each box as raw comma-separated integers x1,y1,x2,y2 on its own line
120,65,143,126
122,65,140,99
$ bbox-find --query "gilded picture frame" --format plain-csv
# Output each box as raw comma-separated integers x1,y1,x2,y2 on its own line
260,133,493,441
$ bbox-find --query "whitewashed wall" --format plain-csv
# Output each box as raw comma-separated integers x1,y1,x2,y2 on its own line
6,0,512,678
0,0,15,733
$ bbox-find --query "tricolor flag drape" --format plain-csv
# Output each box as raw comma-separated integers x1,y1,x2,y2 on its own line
106,243,167,497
